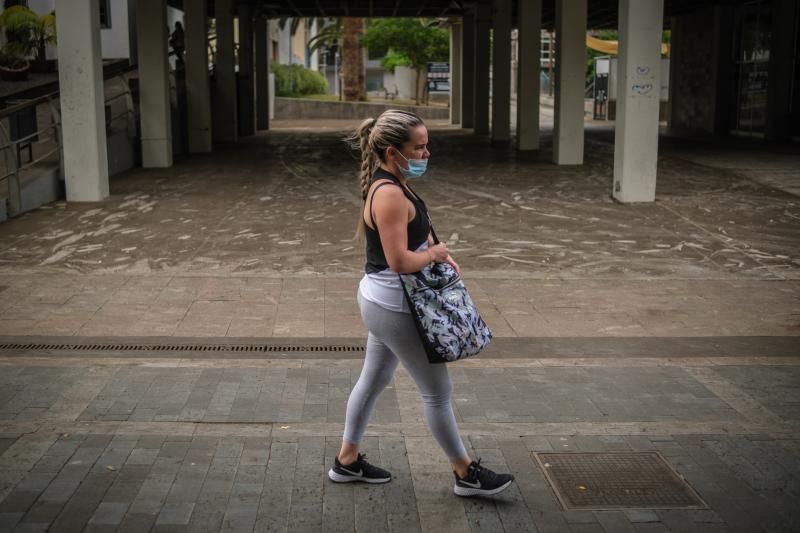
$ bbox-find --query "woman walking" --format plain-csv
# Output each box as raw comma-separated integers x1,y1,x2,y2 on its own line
328,110,515,497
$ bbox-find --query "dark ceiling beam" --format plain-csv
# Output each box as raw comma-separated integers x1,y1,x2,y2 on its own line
392,0,401,17
416,0,430,17
284,0,303,17
315,0,327,17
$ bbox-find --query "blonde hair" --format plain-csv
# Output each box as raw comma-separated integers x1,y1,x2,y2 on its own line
346,109,424,238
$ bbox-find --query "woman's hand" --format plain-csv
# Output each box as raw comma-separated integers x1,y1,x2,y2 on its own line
444,254,461,275
427,242,449,263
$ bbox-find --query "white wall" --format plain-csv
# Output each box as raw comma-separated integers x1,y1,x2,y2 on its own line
100,0,132,58
27,0,181,60
392,66,417,100
278,21,291,65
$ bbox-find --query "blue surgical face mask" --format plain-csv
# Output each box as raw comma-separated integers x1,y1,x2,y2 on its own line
395,150,428,180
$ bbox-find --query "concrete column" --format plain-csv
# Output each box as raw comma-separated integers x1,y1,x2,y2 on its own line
553,0,586,164
449,22,462,125
461,12,475,129
215,0,237,142
712,7,735,135
491,0,512,142
474,2,491,135
54,0,108,201
612,0,664,202
765,0,796,141
136,0,173,167
255,17,271,130
238,4,255,136
516,0,541,150
127,0,137,64
185,0,212,152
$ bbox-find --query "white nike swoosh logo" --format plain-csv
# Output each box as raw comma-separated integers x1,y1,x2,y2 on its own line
340,466,363,476
460,479,481,489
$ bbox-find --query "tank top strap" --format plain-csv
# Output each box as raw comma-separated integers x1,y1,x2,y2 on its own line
367,180,400,230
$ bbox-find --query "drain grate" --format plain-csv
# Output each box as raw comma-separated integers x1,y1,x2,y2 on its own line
0,342,365,354
534,452,708,511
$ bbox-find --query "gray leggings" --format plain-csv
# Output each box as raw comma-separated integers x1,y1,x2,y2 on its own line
343,291,468,461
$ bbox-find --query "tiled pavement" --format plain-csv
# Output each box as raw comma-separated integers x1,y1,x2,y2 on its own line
0,119,799,531
0,275,798,339
0,353,799,532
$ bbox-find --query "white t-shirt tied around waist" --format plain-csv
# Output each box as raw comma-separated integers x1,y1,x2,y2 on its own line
358,241,429,314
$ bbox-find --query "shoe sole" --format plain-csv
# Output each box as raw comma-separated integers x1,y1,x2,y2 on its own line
328,468,391,484
453,479,514,497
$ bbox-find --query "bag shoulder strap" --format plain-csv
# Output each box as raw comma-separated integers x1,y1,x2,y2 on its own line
403,182,439,244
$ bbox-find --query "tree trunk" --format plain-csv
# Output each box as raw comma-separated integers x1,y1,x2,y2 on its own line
414,68,428,105
342,17,365,101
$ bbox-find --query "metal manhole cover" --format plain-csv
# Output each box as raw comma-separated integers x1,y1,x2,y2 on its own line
533,452,708,511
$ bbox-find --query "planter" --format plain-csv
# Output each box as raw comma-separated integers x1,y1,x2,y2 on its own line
0,60,31,81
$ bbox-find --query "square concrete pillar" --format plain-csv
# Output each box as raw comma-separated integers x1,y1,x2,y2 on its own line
256,17,271,130
491,0,512,143
516,0,542,151
613,0,664,203
186,0,212,152
765,0,796,141
238,4,255,137
55,0,109,201
553,0,587,165
461,12,476,129
136,0,173,167
215,0,237,142
449,22,463,125
474,2,491,135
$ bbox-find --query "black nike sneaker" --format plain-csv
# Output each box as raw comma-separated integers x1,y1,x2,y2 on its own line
328,453,392,484
453,458,515,497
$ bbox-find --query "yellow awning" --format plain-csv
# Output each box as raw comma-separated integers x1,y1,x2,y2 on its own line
586,35,670,56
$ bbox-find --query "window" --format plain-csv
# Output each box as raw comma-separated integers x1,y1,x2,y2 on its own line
732,1,772,136
99,0,111,29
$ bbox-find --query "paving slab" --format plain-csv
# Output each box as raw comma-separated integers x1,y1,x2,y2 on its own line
0,353,796,532
1,118,799,531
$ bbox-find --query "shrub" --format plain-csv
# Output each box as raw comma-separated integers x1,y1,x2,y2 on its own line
272,63,328,97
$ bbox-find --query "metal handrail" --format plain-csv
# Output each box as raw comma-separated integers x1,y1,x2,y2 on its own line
0,66,138,217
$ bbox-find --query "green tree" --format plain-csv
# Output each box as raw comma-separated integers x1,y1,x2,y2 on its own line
361,18,449,104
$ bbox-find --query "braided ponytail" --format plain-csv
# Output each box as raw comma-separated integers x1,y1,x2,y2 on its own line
345,110,424,240
357,118,377,202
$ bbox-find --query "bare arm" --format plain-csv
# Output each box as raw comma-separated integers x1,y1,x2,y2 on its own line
373,186,448,274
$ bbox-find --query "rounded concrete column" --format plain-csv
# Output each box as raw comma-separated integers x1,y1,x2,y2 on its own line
461,12,476,129
613,0,664,202
516,0,542,151
136,0,173,167
185,0,212,152
255,17,271,131
449,22,463,125
491,0,512,143
215,0,237,142
553,0,587,165
474,2,491,135
238,4,255,137
55,0,109,201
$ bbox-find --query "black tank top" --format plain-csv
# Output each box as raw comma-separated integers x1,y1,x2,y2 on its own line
364,168,431,274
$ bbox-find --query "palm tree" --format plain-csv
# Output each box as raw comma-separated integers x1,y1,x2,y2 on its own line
308,17,365,101
341,17,365,101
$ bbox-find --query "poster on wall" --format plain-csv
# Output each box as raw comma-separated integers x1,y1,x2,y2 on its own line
427,62,450,92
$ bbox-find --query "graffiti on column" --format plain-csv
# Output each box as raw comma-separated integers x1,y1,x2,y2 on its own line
631,65,656,98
